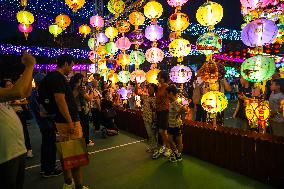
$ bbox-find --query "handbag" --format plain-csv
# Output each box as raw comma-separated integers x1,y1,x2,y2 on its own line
56,138,89,170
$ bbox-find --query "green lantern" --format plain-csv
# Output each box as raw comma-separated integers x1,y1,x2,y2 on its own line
105,42,118,56
130,51,145,68
88,38,96,50
196,32,222,56
118,71,131,84
241,55,275,83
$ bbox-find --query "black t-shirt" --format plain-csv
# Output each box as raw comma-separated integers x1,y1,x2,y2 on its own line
236,86,252,119
45,71,79,123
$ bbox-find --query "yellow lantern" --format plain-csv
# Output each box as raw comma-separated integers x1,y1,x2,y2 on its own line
169,38,191,62
168,12,190,34
201,91,228,113
96,45,107,58
49,24,63,38
117,53,130,70
16,10,34,25
108,71,119,85
144,1,163,21
146,68,161,84
108,0,125,17
129,11,145,30
55,14,71,29
196,1,223,29
98,59,108,70
116,20,130,34
105,27,118,41
79,24,91,38
65,0,85,12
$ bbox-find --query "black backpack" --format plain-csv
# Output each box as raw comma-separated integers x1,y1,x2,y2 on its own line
38,75,56,114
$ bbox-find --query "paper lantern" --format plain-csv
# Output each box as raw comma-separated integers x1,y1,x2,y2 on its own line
118,71,131,83
108,72,119,84
90,15,104,29
168,38,191,61
168,12,190,33
146,68,161,84
105,42,118,55
16,10,34,25
116,37,131,51
196,32,222,55
144,1,163,20
88,38,96,50
96,32,109,44
145,25,163,41
79,24,91,38
198,61,225,83
98,60,108,70
108,0,125,16
201,91,228,113
145,47,164,64
49,24,63,38
241,55,275,83
55,14,71,29
118,87,129,100
167,0,189,7
116,20,130,34
241,19,278,47
116,53,130,69
240,0,273,10
18,24,33,39
89,51,96,62
65,0,85,12
170,65,192,84
129,11,145,29
130,70,146,83
130,51,145,66
96,45,107,58
128,29,145,47
196,1,223,28
89,64,97,73
105,27,118,40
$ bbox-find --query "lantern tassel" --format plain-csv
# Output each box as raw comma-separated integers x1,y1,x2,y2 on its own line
24,32,28,40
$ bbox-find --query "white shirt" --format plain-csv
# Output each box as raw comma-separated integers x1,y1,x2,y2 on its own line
0,103,27,164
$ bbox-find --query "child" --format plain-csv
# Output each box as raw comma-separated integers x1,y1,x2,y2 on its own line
166,84,185,162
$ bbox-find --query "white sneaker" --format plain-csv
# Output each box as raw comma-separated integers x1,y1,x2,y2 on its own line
26,150,34,158
163,148,172,157
87,140,95,147
82,186,89,189
63,182,75,189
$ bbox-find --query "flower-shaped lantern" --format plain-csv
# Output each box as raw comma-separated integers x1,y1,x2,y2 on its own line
130,70,146,83
55,14,71,30
65,0,85,12
169,38,191,62
146,68,161,84
18,24,33,40
79,24,91,38
170,65,192,84
201,91,228,113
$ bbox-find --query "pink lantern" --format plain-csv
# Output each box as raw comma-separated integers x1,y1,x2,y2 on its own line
170,65,192,84
96,32,109,44
130,70,146,83
145,25,163,41
240,0,273,10
18,24,33,39
88,51,97,63
116,37,132,51
145,47,164,64
167,0,189,7
90,15,104,28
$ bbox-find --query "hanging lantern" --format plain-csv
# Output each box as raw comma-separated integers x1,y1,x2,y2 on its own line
116,20,130,34
96,32,109,44
89,64,97,73
130,51,145,68
145,25,163,42
130,70,146,83
201,91,228,113
116,53,131,69
89,51,97,63
108,0,125,16
196,1,223,29
241,19,278,47
196,32,222,55
16,10,34,25
49,24,63,38
129,11,145,30
241,55,275,83
168,38,191,62
198,61,225,83
65,0,85,12
90,15,104,29
240,0,273,11
105,26,118,41
145,47,164,64
98,60,108,70
128,29,145,47
18,24,33,40
118,87,129,100
170,65,192,84
96,45,107,58
146,68,161,84
167,0,189,7
168,12,190,34
79,24,91,38
55,14,71,29
105,42,118,55
118,71,131,83
108,72,119,84
88,38,96,50
116,37,131,51
144,1,163,21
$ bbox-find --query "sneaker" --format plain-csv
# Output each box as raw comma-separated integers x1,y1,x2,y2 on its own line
175,153,183,162
101,128,107,138
42,169,63,178
163,148,172,157
159,146,166,154
63,182,75,189
26,150,34,158
82,186,89,189
168,153,177,163
87,140,95,147
152,149,161,159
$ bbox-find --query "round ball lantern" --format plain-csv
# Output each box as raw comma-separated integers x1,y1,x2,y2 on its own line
96,45,107,58
128,29,145,47
241,55,275,83
108,72,119,84
89,64,97,73
118,71,131,83
146,69,161,84
96,32,109,44
129,11,145,29
116,20,131,34
90,15,104,29
55,14,71,29
116,37,131,51
167,0,189,7
88,38,96,50
79,24,91,38
117,53,131,69
144,1,163,20
170,65,192,84
169,38,191,61
145,25,163,41
105,27,118,41
118,87,129,100
196,1,223,29
130,70,146,83
105,42,118,55
145,47,164,64
65,0,85,12
168,12,190,33
241,19,278,47
49,24,63,38
201,91,228,113
108,0,125,16
130,51,145,67
198,61,225,83
240,0,273,11
18,24,33,39
196,32,222,55
16,10,34,25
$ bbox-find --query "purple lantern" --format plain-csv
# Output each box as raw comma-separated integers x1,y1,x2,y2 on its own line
241,19,278,47
96,32,109,44
128,29,145,46
145,25,163,42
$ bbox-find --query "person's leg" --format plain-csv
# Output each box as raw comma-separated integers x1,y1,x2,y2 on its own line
195,104,202,121
80,112,90,145
92,108,101,131
144,121,157,150
175,135,183,153
168,134,177,152
44,126,57,174
159,129,169,148
72,167,83,189
18,112,32,151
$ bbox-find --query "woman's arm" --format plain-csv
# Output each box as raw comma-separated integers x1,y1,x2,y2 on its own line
233,100,240,119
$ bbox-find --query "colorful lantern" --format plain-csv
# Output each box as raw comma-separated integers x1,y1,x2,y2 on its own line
108,0,125,16
16,10,34,25
96,45,107,58
118,71,131,83
241,55,275,83
130,70,146,83
128,29,145,47
240,0,273,11
118,87,129,100
98,60,108,70
55,14,71,29
108,72,119,84
116,20,130,34
196,32,222,55
198,61,225,83
167,0,189,7
145,25,163,42
88,38,96,50
105,27,118,41
116,37,131,51
49,24,63,38
144,1,163,20
170,65,192,84
79,24,91,38
146,68,161,84
168,38,191,62
129,11,145,29
96,32,109,44
130,51,145,67
105,42,118,55
89,64,97,73
65,0,85,12
90,15,104,29
168,12,190,33
18,24,33,40
145,47,164,64
201,91,228,113
116,53,130,69
196,1,223,29
241,19,278,47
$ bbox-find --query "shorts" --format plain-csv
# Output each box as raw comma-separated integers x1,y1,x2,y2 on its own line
167,127,182,137
156,110,169,130
55,121,83,142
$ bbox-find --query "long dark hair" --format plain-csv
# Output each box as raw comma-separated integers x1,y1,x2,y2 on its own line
70,73,83,91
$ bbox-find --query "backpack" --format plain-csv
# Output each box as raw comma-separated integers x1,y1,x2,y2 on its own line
38,75,56,114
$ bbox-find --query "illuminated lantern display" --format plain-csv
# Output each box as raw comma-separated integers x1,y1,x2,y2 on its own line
108,71,119,84
96,45,107,58
130,51,145,68
90,15,104,29
145,47,164,64
18,24,33,40
79,24,91,38
167,0,189,7
65,0,85,12
196,1,223,29
146,68,161,84
116,53,130,69
241,19,278,47
49,24,63,38
240,0,273,11
116,20,131,34
118,87,129,100
145,25,163,42
118,71,131,84
88,38,96,50
169,38,191,62
170,65,192,84
55,14,71,29
108,0,125,16
201,91,228,113
116,37,131,51
88,51,97,63
89,64,97,73
105,42,118,55
144,1,163,21
241,55,275,83
96,32,109,44
198,61,225,83
16,10,34,25
98,60,108,70
129,11,145,30
130,70,146,83
105,27,118,41
128,29,145,47
196,32,222,55
168,12,190,34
